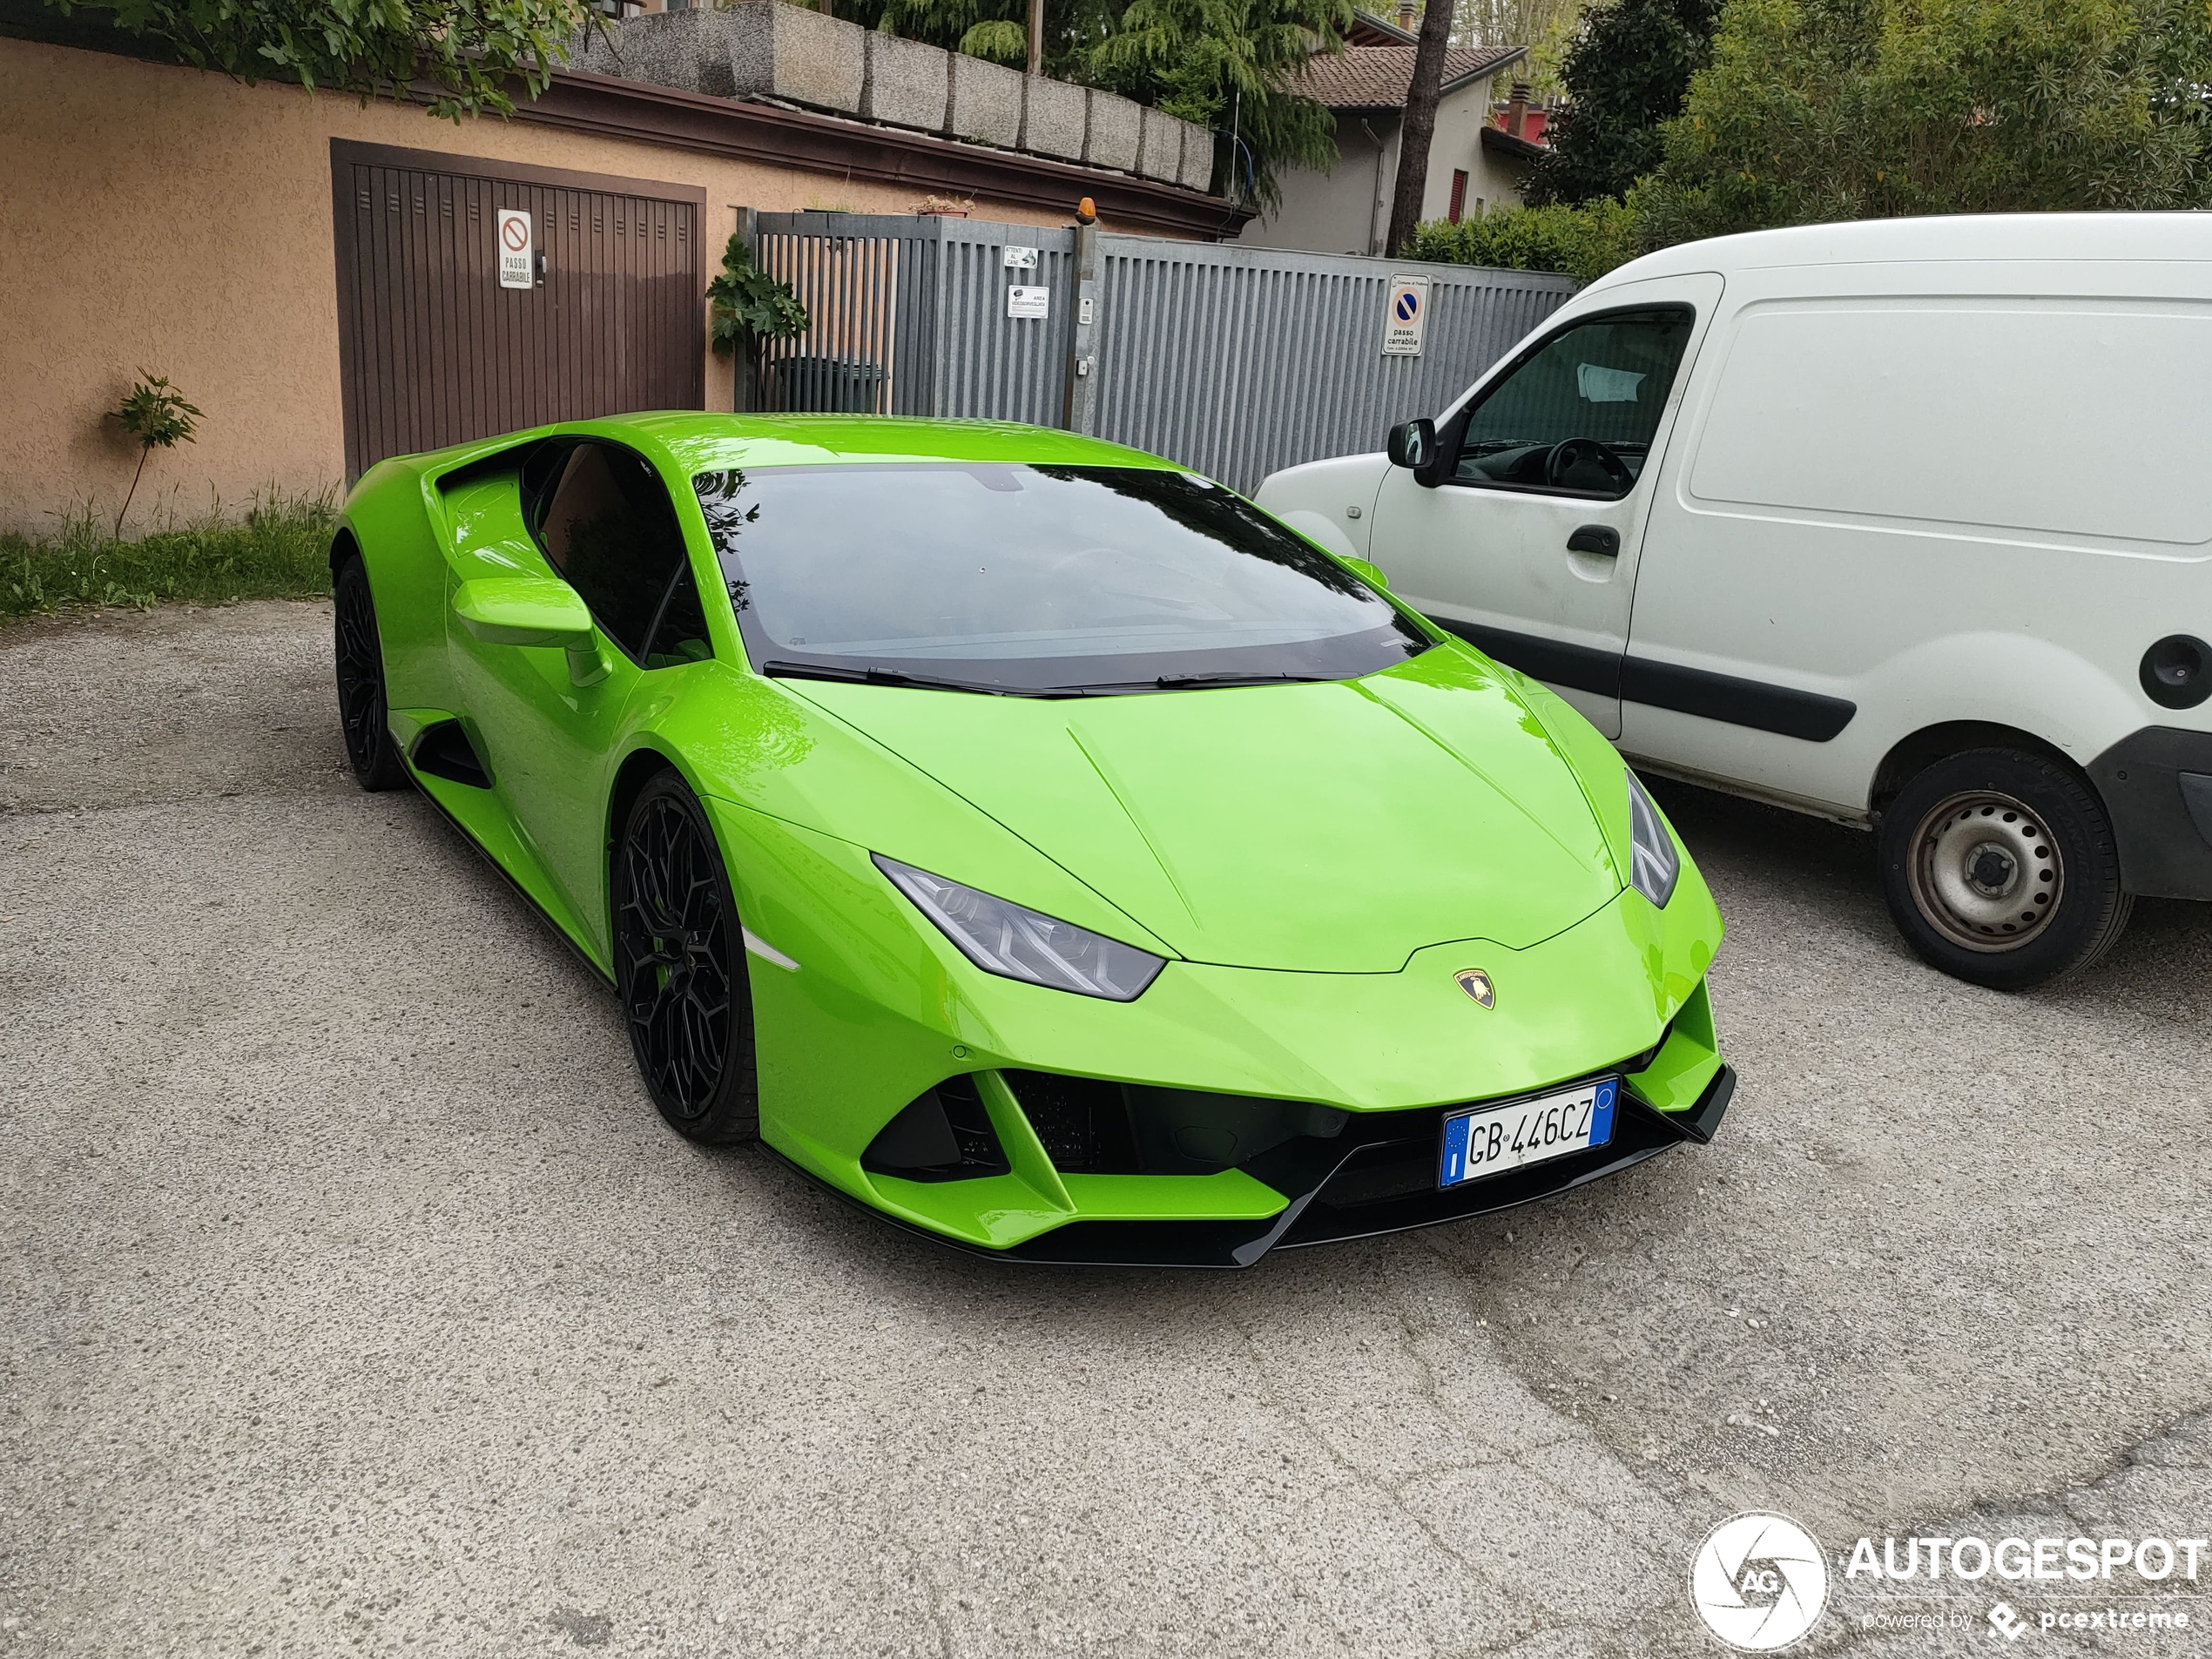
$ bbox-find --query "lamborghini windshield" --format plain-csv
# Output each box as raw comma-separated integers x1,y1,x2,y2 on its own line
691,463,1429,694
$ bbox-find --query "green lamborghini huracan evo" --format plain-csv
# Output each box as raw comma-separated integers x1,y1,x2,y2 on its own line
332,414,1732,1266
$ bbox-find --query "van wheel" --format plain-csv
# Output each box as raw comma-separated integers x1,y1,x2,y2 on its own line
1878,748,2130,990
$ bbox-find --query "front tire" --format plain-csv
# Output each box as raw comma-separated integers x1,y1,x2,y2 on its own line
611,771,759,1143
1877,748,2130,990
333,555,408,792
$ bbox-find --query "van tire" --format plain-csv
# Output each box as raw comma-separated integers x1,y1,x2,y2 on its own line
1878,748,2130,991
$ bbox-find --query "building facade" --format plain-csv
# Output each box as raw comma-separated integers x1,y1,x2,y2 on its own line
1238,39,1527,258
0,8,1233,535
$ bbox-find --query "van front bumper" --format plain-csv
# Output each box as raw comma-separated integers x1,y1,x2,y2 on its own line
2089,727,2212,901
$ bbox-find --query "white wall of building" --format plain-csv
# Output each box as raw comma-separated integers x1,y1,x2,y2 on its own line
1238,72,1526,257
1420,77,1526,223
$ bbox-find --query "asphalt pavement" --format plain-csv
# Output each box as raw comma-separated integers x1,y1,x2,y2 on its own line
3,600,2208,1658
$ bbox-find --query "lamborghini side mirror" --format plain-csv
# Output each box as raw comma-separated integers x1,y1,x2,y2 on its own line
452,577,609,685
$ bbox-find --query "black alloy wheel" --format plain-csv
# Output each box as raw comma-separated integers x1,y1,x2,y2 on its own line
612,772,759,1143
333,555,408,791
1877,747,2131,991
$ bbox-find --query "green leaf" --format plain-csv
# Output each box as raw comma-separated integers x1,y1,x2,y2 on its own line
706,235,809,357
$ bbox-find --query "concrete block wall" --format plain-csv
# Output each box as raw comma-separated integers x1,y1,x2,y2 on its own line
1177,119,1214,192
946,53,1022,148
1136,105,1182,182
1083,89,1142,172
860,30,947,129
1019,75,1087,162
580,6,1219,194
725,1,866,114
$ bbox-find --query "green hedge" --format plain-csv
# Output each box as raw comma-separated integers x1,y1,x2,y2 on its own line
1,498,336,623
1401,200,1640,285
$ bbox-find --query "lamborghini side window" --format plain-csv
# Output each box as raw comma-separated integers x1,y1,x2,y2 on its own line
529,442,700,664
644,563,713,670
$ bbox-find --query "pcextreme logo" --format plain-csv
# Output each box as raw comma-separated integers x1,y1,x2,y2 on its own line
1689,1513,1831,1650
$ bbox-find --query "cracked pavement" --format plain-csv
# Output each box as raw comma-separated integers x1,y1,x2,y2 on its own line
3,600,2209,1657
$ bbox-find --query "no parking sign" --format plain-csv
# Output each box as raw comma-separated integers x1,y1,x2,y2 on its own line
496,208,533,290
1382,273,1430,356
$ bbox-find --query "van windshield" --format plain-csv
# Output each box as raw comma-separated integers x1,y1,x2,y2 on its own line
1454,307,1694,497
692,463,1430,695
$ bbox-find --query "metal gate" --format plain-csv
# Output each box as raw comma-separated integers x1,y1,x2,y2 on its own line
332,141,707,482
749,210,1575,492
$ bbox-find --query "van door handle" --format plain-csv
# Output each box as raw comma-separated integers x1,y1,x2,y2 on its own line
1567,525,1620,556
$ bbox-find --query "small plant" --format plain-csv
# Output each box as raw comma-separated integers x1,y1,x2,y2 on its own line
110,372,203,539
708,234,807,356
706,236,810,412
2,489,334,624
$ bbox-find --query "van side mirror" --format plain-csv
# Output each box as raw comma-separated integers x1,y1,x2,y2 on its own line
1386,419,1449,489
1386,418,1433,470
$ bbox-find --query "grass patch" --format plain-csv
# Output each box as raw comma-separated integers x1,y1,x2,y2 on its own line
1,495,337,624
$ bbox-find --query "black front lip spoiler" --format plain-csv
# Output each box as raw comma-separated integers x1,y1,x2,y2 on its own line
778,1065,1737,1271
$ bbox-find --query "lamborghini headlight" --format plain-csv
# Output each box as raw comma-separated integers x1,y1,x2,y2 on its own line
873,855,1166,1001
1625,769,1680,908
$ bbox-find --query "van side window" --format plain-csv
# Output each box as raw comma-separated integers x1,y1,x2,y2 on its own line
528,441,707,666
1453,307,1694,498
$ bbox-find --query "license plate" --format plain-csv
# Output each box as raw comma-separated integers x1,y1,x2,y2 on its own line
1439,1077,1618,1189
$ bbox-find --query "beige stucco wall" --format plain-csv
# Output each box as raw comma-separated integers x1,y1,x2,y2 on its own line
0,37,1085,536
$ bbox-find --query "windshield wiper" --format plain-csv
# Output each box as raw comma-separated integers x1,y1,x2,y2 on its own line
1055,671,1342,692
759,659,1036,697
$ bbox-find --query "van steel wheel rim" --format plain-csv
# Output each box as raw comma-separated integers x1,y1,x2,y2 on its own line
617,797,731,1117
334,573,384,770
1907,791,2064,953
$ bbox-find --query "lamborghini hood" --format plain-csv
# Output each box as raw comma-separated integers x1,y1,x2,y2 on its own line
788,648,1625,974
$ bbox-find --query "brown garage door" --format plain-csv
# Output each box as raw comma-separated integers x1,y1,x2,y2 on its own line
332,140,707,482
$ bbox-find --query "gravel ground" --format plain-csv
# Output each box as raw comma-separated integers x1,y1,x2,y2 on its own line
3,600,2207,1659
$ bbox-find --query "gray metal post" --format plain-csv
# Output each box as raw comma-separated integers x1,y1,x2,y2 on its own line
1061,222,1100,433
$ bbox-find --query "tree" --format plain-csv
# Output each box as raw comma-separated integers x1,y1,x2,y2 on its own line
109,373,201,539
1523,0,1718,204
1093,0,1353,205
41,0,589,119
1633,0,2212,245
854,0,1352,206
1450,0,1590,101
1383,0,1458,253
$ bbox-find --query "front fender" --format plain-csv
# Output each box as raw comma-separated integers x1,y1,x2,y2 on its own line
1254,452,1393,563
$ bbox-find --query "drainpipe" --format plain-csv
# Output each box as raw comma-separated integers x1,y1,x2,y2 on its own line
1361,118,1389,258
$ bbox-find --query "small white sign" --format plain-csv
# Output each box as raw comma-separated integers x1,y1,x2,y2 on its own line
1003,245,1039,269
496,208,534,290
1007,285,1049,320
1382,273,1430,356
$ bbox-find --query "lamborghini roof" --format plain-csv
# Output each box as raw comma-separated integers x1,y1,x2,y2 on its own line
592,414,1184,479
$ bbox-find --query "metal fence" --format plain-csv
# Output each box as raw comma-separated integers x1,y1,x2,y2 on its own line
748,210,1576,493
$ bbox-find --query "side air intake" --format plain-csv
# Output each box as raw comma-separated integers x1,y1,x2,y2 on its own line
411,720,492,788
860,1076,1009,1181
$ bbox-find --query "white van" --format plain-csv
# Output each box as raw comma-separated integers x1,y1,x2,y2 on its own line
1257,213,2212,989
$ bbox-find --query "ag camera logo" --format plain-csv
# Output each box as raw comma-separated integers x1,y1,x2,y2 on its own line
1690,1512,1830,1650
